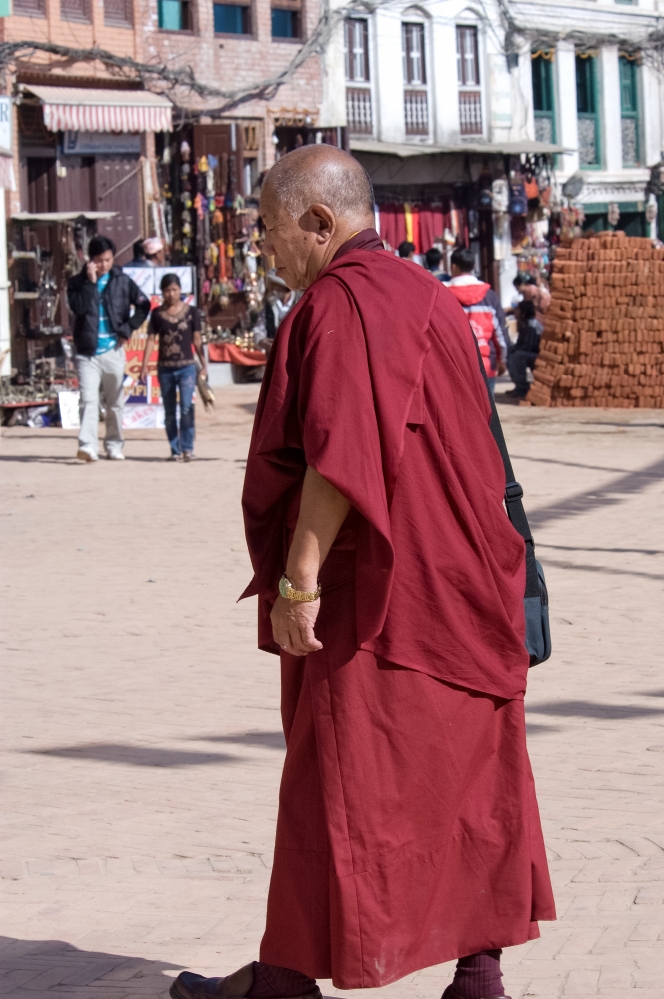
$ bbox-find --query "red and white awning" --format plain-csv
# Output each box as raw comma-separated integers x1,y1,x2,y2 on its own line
22,86,173,133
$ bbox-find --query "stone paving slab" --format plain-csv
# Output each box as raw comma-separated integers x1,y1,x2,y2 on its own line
1,388,664,998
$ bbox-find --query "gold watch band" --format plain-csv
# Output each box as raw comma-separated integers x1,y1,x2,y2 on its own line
279,575,322,602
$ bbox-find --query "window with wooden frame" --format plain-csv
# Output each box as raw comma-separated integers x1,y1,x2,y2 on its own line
271,0,301,39
13,0,46,16
158,0,193,30
402,22,426,86
214,1,250,34
104,0,133,26
575,52,600,166
345,18,372,136
531,49,555,144
402,22,428,136
61,0,91,22
456,25,482,136
619,53,640,166
345,18,369,82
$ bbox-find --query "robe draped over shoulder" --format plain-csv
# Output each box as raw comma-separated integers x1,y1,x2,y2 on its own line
242,232,555,988
242,231,530,700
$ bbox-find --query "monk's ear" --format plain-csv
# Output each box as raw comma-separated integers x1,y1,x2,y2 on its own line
307,203,336,242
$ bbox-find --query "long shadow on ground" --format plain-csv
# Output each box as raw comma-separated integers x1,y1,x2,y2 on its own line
0,934,180,997
26,744,243,767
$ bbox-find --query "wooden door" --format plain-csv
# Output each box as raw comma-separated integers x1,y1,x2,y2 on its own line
57,156,95,214
27,157,56,213
27,157,57,252
94,155,142,264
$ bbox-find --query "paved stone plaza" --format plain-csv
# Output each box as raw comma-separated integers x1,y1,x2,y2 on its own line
1,388,663,999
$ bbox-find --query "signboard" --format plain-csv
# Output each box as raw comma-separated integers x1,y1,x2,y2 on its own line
489,54,512,130
58,389,80,429
123,265,196,302
123,404,165,429
121,266,197,415
63,130,142,156
0,96,12,156
123,329,161,405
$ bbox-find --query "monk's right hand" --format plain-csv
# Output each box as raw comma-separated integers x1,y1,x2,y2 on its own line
271,595,323,657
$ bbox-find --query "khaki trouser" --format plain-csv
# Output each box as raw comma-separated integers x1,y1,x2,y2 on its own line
75,345,126,456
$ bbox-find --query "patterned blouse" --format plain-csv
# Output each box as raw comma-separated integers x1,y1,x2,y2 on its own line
148,303,200,368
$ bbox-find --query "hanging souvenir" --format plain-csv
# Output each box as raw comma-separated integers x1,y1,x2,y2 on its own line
180,140,191,161
212,208,223,224
181,162,190,176
194,193,204,219
491,178,509,213
162,145,171,165
198,156,209,173
210,243,219,265
161,182,172,200
509,180,528,216
208,154,219,170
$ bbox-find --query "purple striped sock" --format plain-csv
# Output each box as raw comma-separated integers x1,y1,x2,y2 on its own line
447,950,504,999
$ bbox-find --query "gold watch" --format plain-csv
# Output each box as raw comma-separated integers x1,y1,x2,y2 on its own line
279,575,322,602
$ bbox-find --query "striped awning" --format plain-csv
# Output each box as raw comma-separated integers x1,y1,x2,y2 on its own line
22,86,173,134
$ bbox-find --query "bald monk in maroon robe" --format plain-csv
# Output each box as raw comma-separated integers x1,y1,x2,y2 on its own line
170,146,555,999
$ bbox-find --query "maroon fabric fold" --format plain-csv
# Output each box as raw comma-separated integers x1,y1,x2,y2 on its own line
241,234,530,699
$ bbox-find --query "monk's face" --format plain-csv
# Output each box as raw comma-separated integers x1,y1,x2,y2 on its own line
260,186,338,290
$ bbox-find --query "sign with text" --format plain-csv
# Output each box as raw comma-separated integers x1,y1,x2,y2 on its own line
0,97,12,155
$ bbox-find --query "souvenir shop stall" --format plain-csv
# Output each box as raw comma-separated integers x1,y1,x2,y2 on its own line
1,209,115,427
502,155,556,286
153,122,269,381
358,146,557,307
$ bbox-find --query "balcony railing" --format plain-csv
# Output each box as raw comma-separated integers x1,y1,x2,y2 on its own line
404,89,428,136
459,90,482,135
346,87,372,135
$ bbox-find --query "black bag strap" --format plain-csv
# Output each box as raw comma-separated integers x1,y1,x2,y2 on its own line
473,339,540,599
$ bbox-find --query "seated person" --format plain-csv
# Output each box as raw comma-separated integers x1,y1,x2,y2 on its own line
506,298,543,399
514,273,551,322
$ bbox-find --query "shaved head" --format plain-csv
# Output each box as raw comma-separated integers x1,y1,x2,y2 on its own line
259,144,378,291
263,145,375,224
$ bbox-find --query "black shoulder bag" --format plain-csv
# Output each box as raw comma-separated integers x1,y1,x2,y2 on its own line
476,345,552,665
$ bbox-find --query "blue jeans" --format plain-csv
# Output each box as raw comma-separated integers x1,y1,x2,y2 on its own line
158,364,196,455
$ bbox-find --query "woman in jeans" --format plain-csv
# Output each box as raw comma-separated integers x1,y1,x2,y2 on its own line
140,273,207,461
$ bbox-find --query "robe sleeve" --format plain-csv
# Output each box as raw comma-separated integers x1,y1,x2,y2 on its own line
296,277,395,641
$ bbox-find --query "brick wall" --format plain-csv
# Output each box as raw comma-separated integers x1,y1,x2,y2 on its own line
2,0,324,203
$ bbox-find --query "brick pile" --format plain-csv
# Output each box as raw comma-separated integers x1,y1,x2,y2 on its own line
528,230,664,408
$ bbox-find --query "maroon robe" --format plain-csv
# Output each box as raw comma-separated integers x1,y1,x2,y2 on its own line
241,231,555,989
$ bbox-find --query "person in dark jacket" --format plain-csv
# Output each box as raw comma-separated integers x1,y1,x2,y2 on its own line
67,235,150,462
506,298,543,398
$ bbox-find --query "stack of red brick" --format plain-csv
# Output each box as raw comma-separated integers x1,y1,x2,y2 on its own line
528,230,664,408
